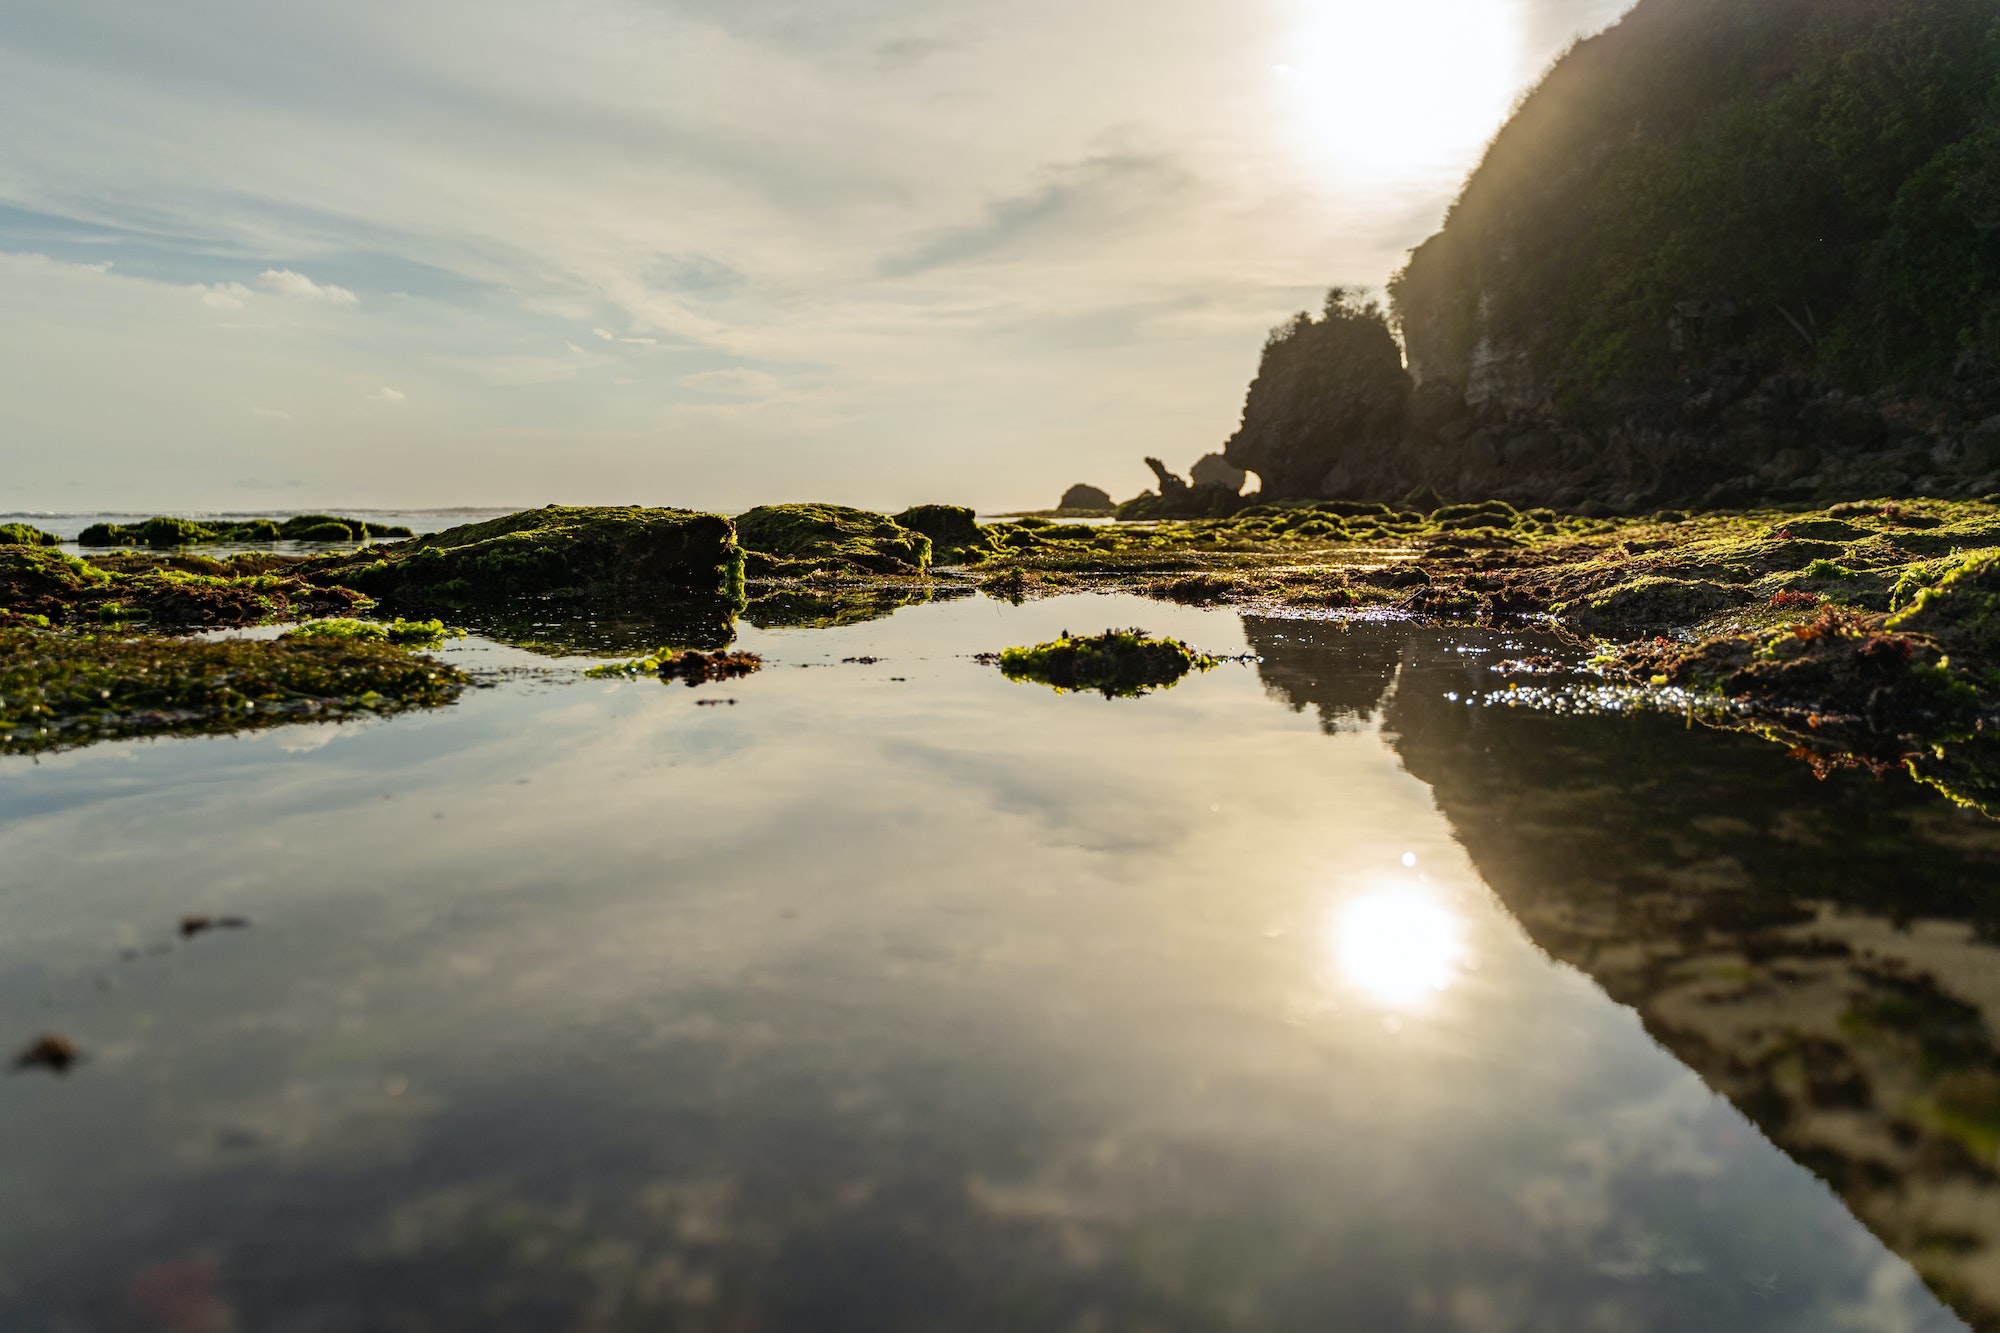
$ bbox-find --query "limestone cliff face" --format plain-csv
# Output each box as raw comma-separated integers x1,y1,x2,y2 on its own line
1223,0,2000,510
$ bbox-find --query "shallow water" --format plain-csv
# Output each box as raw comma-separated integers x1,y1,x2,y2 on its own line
3,592,1997,1331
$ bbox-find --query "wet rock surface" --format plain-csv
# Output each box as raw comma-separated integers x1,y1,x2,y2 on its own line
306,506,743,603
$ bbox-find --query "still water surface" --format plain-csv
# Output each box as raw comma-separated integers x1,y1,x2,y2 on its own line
3,593,1996,1331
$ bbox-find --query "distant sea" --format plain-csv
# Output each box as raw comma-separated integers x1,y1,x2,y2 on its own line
0,508,515,543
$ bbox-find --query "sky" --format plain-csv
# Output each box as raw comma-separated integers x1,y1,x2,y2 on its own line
0,0,1634,513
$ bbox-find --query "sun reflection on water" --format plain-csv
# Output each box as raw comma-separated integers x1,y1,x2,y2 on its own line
1331,889,1465,1009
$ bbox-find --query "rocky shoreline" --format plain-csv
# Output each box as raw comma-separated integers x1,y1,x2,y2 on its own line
3,498,1997,808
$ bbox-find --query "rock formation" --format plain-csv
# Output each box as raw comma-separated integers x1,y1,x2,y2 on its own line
1216,0,2000,511
1058,484,1114,512
1187,454,1244,493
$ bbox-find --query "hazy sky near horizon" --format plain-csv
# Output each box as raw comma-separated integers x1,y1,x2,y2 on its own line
0,0,1632,512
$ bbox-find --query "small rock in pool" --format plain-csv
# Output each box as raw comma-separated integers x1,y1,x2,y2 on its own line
14,1033,81,1074
180,915,250,939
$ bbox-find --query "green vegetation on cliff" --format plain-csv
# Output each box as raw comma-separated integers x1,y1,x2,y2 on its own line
1394,0,2000,399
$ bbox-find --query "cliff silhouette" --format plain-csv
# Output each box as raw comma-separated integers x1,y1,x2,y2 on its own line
1226,0,2000,512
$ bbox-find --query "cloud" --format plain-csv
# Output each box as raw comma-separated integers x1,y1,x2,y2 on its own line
877,152,1196,277
248,406,292,420
373,386,406,402
256,269,359,306
593,327,656,345
680,368,778,397
198,281,251,310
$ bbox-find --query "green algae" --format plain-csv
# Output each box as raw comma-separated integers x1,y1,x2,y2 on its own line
0,544,380,629
0,524,61,547
76,515,413,547
0,626,466,754
736,504,931,576
305,506,742,604
283,617,464,647
892,505,995,563
583,648,763,685
997,629,1218,698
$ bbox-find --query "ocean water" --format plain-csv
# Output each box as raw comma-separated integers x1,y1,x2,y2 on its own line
1,592,1994,1331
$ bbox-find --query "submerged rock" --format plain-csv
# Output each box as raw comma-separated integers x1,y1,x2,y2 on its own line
996,628,1216,698
307,506,743,603
736,504,930,576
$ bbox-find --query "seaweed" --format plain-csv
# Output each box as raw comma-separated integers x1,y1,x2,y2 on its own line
996,629,1217,698
583,648,762,685
0,626,467,754
0,523,61,547
282,617,464,646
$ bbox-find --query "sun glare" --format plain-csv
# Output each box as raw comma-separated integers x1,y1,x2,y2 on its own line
1277,0,1523,183
1332,889,1465,1009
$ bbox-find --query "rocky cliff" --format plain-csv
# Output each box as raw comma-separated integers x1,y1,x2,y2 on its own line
1226,0,2000,512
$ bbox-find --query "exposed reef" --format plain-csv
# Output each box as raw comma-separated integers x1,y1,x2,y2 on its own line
0,545,370,629
77,514,413,546
736,504,931,576
0,524,61,547
305,506,743,604
0,626,467,754
996,629,1216,698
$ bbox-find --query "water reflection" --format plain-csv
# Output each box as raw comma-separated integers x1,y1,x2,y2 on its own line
1248,613,2000,1328
0,597,1976,1331
1333,888,1465,1009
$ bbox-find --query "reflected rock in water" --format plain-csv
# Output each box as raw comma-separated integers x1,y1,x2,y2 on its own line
1240,617,1404,733
1352,637,2000,1326
744,581,969,630
451,597,740,658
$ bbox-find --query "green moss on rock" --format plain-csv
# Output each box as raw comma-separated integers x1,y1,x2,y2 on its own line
0,626,466,754
893,504,993,561
0,523,61,547
282,617,463,646
736,504,931,576
997,629,1217,698
305,506,743,603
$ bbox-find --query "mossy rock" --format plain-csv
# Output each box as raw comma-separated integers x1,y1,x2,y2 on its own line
0,546,112,620
1888,550,2000,658
0,523,61,547
304,506,744,603
736,504,930,576
73,514,405,548
0,626,465,754
997,628,1216,698
1556,576,1756,632
893,504,991,561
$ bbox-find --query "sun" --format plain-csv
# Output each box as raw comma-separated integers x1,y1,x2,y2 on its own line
1330,889,1466,1009
1275,0,1524,184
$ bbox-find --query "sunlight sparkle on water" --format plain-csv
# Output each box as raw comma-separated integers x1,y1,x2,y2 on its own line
1332,889,1465,1009
1277,0,1523,183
